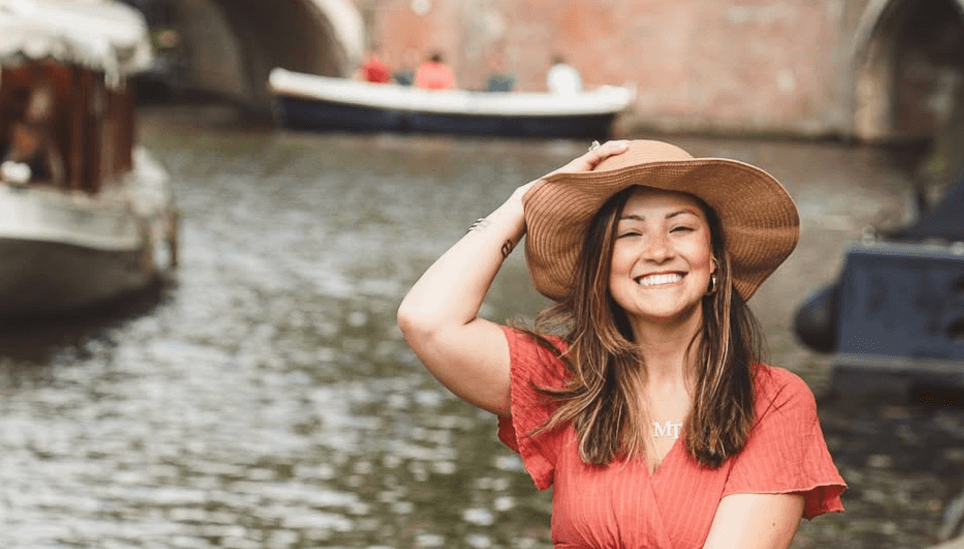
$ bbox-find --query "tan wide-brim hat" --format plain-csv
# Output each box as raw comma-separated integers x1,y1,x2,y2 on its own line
523,139,800,302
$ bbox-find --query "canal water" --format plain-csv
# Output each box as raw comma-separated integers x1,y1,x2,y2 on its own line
0,103,961,548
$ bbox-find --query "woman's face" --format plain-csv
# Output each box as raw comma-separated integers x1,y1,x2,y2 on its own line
608,187,715,330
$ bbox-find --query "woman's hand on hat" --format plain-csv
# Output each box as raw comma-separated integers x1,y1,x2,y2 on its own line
551,139,629,176
507,141,630,229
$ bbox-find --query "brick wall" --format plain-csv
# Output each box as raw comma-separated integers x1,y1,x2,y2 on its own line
353,0,852,137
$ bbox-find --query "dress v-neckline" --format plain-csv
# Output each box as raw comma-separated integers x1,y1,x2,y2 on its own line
647,435,683,477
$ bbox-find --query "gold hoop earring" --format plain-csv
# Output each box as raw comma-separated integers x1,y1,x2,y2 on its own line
706,257,719,296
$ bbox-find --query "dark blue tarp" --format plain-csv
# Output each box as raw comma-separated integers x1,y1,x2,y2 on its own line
892,174,964,241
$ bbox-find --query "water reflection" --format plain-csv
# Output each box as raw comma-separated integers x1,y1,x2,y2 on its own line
0,105,955,548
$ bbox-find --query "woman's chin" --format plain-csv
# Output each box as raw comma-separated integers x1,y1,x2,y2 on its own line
627,304,703,328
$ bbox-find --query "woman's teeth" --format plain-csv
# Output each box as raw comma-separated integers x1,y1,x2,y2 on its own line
637,273,683,286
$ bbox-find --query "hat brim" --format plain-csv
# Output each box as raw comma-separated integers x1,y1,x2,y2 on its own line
523,154,799,302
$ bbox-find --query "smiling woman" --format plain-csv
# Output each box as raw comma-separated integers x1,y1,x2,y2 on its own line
608,187,715,330
397,139,847,549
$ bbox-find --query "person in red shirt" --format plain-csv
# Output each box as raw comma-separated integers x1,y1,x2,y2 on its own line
398,139,846,548
356,47,391,84
413,51,456,90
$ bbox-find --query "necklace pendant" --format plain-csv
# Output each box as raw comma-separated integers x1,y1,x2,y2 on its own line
653,421,682,439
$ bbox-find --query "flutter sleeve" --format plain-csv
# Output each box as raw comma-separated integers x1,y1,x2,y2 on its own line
496,326,570,490
723,366,847,520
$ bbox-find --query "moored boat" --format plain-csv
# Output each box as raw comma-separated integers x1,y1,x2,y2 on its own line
794,173,964,397
268,67,636,139
0,0,178,318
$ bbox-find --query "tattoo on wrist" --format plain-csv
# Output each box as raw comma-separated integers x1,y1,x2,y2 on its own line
467,218,491,233
501,239,514,258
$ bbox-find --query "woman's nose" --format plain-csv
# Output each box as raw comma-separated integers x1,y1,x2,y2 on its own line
644,232,674,262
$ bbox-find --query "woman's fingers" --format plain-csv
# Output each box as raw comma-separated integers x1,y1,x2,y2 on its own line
552,139,630,175
521,140,631,209
583,139,630,170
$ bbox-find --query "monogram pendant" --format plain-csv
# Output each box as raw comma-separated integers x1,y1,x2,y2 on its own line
653,421,682,439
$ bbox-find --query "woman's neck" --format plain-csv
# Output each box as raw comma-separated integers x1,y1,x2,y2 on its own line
630,307,703,385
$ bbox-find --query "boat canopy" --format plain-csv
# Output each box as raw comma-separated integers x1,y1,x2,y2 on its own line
0,0,152,85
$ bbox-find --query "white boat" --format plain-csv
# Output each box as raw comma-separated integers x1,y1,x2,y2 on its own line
0,0,178,318
268,67,636,139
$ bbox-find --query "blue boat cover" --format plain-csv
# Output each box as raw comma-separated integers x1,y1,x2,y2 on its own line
892,173,964,241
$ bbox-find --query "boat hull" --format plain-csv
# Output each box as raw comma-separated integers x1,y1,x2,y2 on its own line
268,68,635,139
0,237,152,318
275,95,620,139
0,148,176,319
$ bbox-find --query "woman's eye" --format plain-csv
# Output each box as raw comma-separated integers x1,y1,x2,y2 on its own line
671,226,695,233
617,231,641,238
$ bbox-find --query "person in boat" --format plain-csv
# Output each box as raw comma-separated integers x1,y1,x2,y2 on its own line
393,48,420,86
546,53,582,94
3,82,64,186
414,50,456,90
484,54,515,92
397,139,846,548
355,45,392,84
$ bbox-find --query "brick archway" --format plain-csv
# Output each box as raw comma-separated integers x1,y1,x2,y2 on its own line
848,0,964,142
160,0,363,113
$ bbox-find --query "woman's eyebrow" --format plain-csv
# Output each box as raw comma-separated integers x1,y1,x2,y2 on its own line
666,209,700,219
619,209,700,222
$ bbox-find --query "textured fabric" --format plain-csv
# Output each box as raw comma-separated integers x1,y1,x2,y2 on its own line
497,326,846,549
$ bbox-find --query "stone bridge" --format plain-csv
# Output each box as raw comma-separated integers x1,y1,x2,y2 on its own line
145,0,363,113
847,0,964,143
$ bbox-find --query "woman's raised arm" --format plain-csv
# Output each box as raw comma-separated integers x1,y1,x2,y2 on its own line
396,182,531,416
396,140,628,417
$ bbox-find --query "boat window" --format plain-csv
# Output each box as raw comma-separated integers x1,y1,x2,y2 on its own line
1,59,135,193
0,61,71,188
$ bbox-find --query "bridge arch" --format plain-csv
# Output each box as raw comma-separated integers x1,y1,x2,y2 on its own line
848,0,964,144
144,0,363,114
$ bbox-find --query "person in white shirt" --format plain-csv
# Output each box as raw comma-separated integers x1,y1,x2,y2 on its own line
547,54,582,94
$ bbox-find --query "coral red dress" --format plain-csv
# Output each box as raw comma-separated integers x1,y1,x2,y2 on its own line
497,327,846,549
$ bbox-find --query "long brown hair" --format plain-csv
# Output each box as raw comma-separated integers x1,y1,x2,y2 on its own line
520,185,765,468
